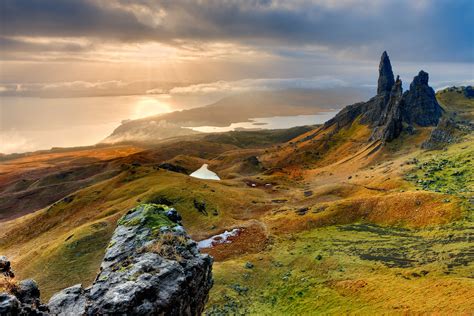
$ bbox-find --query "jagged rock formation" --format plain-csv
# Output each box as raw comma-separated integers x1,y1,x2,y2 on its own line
377,51,395,95
371,76,403,141
1,204,213,315
324,51,443,142
401,70,443,126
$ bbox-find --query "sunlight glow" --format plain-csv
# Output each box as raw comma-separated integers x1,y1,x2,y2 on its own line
131,96,172,119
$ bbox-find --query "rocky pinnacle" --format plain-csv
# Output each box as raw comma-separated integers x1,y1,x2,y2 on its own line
377,51,395,95
323,51,443,143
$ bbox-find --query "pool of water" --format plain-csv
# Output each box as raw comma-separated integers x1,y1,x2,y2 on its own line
197,228,240,249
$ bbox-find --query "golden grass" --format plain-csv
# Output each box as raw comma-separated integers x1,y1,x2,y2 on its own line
143,232,188,262
0,276,18,295
0,99,472,313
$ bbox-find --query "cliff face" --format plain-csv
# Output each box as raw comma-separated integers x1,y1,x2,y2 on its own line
371,76,404,141
324,51,443,142
1,204,213,315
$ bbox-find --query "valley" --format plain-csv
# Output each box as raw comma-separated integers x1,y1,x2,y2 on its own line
0,56,473,314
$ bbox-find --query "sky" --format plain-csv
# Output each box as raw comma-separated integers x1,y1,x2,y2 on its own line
0,0,473,97
0,0,473,154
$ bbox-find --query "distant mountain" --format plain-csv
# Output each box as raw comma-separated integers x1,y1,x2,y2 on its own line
102,88,371,144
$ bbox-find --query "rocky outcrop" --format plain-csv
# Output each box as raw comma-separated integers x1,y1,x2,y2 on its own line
0,257,48,315
377,51,395,95
371,76,404,142
325,51,395,130
1,204,213,315
401,71,443,126
323,51,443,143
421,117,458,150
0,256,14,278
464,86,474,98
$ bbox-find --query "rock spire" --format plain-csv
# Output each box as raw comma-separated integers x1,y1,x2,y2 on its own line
377,51,395,95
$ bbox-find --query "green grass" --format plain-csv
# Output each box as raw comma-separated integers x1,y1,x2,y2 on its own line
19,220,113,299
0,168,267,300
203,126,314,148
436,87,474,120
206,221,473,315
406,147,473,196
404,137,473,221
118,203,176,231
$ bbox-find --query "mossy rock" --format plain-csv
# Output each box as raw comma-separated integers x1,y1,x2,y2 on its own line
118,203,177,231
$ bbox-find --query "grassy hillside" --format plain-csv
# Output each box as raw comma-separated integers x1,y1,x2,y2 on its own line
0,87,472,313
436,86,474,120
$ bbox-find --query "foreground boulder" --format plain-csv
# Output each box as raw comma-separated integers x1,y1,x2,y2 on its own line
1,204,213,315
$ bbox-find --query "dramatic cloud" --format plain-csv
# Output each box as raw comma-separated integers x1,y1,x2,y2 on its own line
1,0,473,62
0,76,349,98
166,77,348,95
0,0,472,98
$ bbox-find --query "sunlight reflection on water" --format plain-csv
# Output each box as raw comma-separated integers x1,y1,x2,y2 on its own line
0,95,171,154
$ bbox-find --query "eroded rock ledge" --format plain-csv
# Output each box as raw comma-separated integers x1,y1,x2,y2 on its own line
1,204,213,315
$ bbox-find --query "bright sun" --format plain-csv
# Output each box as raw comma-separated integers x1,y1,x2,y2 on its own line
132,96,172,119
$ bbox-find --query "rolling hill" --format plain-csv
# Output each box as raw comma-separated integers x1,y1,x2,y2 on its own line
0,53,473,314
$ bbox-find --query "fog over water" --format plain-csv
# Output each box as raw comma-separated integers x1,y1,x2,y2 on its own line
0,95,172,154
0,94,342,154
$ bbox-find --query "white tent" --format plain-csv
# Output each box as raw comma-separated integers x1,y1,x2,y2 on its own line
190,164,220,180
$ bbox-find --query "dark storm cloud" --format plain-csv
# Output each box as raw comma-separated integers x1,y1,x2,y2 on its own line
0,0,473,62
0,37,91,53
0,0,154,40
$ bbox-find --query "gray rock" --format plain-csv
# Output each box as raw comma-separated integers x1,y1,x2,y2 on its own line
48,204,213,315
464,86,474,98
401,71,443,126
166,208,182,223
0,293,20,315
422,117,458,150
323,52,395,131
2,204,212,316
324,52,444,144
0,256,14,278
371,76,404,142
15,279,40,305
48,284,86,316
377,51,395,95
